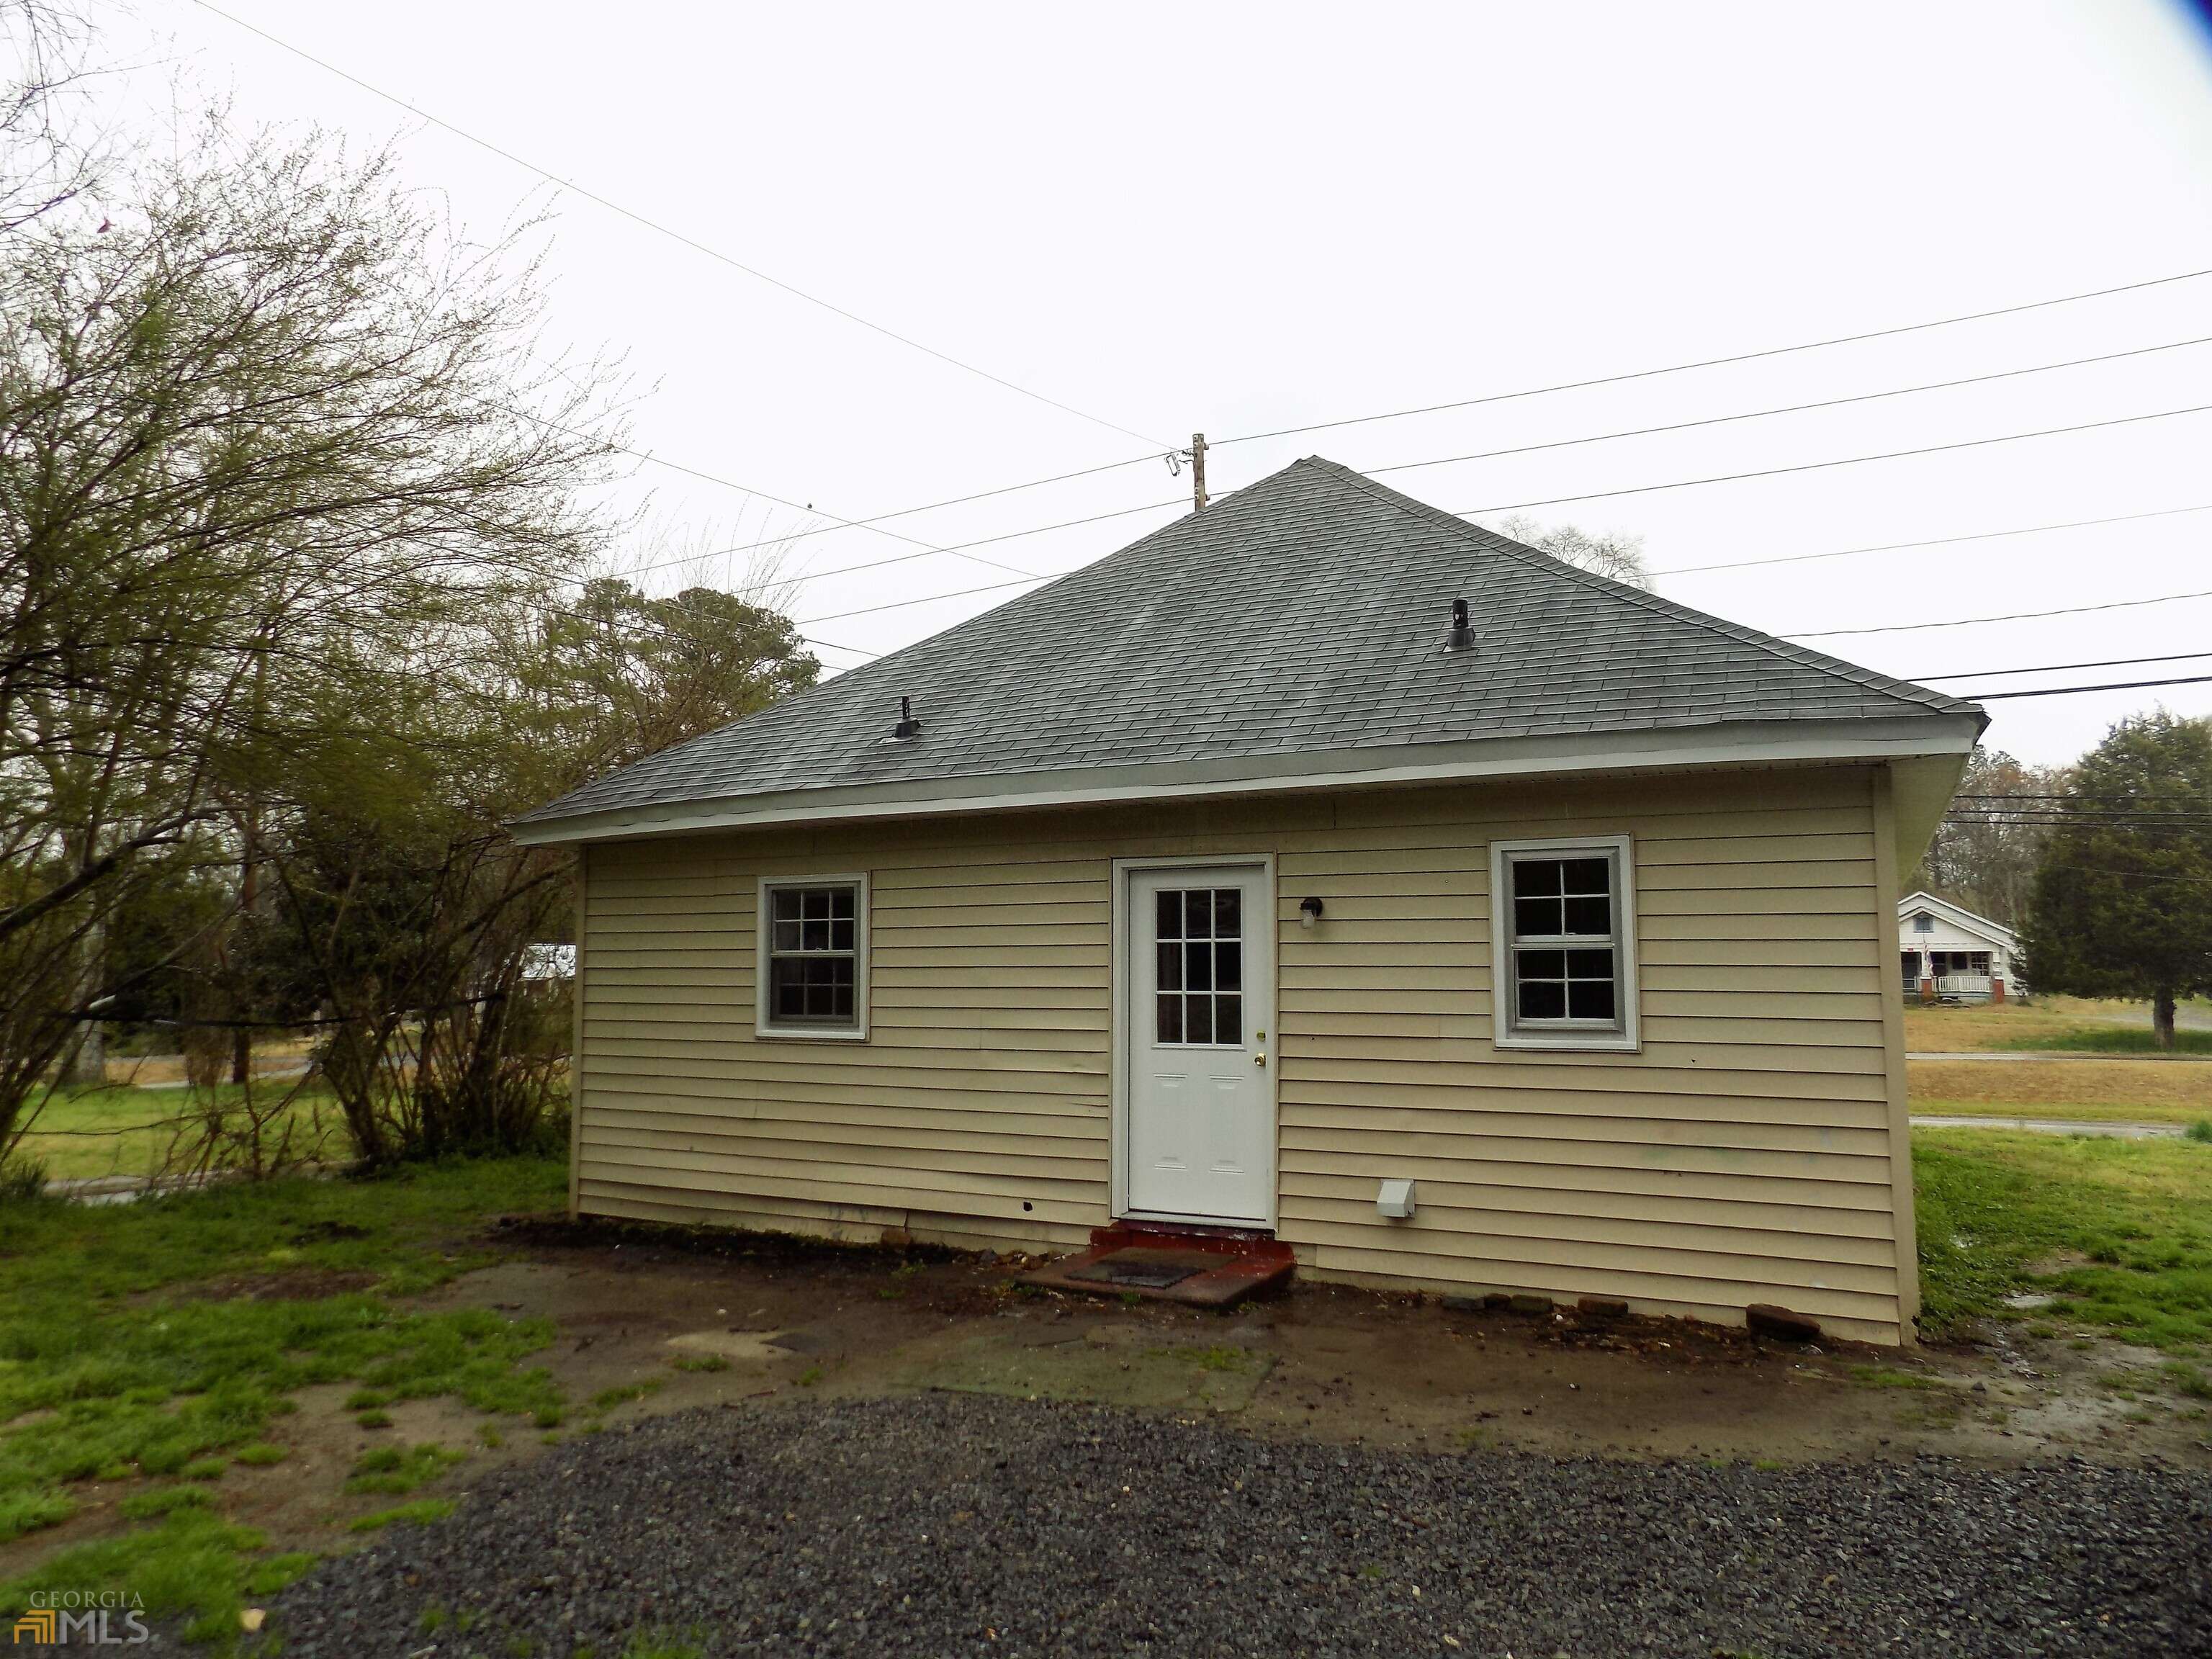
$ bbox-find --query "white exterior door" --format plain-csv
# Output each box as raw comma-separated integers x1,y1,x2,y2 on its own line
1122,864,1274,1225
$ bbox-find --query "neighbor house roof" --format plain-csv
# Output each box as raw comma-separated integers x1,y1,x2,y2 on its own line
1897,891,2020,951
516,457,1984,845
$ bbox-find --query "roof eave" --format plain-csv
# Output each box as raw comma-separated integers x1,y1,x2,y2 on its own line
511,712,1984,848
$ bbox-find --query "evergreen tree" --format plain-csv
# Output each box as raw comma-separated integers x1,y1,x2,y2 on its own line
2020,714,2212,1050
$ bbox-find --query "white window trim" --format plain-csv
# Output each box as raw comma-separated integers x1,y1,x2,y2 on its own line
1489,833,1640,1054
755,872,871,1041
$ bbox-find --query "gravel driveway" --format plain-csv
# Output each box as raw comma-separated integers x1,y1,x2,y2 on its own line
264,1395,2211,1658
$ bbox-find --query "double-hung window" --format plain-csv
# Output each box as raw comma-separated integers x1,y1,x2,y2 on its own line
756,875,869,1040
1490,835,1639,1052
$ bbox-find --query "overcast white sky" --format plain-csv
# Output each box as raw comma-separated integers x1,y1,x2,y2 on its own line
118,1,2212,766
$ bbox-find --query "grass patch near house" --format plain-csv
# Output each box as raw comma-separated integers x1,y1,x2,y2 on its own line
1914,1128,2212,1351
0,1154,566,1643
1908,1057,2211,1125
1903,995,2212,1056
12,1083,347,1184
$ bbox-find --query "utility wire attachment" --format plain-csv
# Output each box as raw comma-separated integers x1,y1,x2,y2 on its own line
1164,433,1208,508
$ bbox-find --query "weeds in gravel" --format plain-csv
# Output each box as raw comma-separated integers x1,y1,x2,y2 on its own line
0,1154,567,1643
619,1627,709,1659
1913,1130,2212,1350
670,1353,729,1374
348,1498,457,1532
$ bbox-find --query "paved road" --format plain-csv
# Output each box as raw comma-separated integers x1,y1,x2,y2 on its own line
259,1394,2211,1659
1910,1114,2185,1139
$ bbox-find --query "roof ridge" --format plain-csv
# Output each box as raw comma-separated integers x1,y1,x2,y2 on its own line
1299,457,1982,721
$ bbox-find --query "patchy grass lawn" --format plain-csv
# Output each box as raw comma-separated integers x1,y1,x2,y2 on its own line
13,1084,347,1184
1909,1057,2212,1127
1904,995,2212,1056
0,1154,566,1645
1915,1128,2212,1352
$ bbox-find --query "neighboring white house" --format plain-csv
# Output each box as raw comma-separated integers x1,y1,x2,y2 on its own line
1898,891,2023,1002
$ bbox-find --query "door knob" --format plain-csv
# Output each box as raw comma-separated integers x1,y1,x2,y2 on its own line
1254,1053,1267,1067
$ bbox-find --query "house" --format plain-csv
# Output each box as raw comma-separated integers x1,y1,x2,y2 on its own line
1897,891,2023,1003
514,457,1985,1346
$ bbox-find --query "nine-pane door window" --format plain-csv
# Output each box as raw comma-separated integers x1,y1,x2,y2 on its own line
1154,887,1244,1046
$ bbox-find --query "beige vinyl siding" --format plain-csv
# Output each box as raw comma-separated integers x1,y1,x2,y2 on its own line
575,763,1915,1344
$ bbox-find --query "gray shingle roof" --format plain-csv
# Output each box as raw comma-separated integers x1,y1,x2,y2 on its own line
519,456,1980,828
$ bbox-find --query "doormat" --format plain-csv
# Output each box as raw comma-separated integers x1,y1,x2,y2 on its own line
1058,1249,1210,1290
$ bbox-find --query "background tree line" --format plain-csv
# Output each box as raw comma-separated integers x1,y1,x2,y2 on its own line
1,10,817,1179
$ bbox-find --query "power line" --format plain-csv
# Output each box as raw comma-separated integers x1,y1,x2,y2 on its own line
1920,651,2212,681
1455,401,2212,517
621,490,1184,590
504,403,1040,582
188,1,1169,453
1951,673,2212,702
660,402,2212,605
798,573,1049,628
1210,266,2212,451
1364,335,2212,485
1786,586,2212,639
1650,502,2212,578
575,266,2212,583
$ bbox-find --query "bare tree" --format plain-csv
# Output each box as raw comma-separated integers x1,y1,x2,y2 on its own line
1,0,107,231
1491,514,1653,590
1911,747,2071,930
0,117,629,1163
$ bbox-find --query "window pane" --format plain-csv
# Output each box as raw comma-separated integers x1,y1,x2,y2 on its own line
1184,941,1213,991
804,889,830,920
1184,891,1213,939
1157,941,1182,991
1156,891,1181,941
773,919,801,951
831,888,855,920
1569,978,1616,1022
1512,859,1563,898
1560,858,1611,895
774,889,801,922
802,917,830,950
1215,994,1242,1044
1518,979,1567,1020
1566,948,1614,979
1185,994,1213,1045
1215,941,1241,992
1212,889,1241,940
831,919,855,953
1519,948,1566,979
1563,896,1611,936
1156,994,1183,1043
1514,896,1562,938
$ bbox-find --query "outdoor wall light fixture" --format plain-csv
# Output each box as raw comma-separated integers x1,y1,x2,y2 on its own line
1299,896,1325,929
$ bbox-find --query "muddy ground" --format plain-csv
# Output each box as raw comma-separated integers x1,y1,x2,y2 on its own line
9,1219,2208,1590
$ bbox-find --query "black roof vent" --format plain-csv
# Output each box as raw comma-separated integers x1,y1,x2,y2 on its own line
892,696,922,739
1444,598,1476,654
